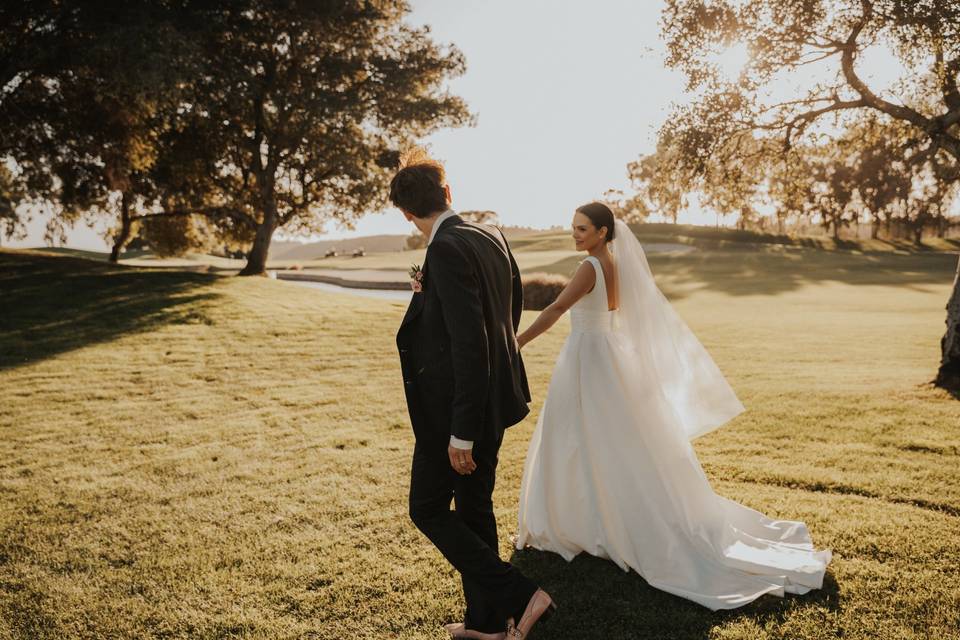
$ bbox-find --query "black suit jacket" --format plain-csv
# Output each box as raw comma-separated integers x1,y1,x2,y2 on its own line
396,214,531,444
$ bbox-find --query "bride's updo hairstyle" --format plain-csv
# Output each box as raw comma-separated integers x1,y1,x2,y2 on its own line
575,202,616,243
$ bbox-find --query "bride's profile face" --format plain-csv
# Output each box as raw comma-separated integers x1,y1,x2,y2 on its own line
571,212,606,251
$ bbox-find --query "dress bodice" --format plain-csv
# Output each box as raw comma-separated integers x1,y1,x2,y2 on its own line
569,256,614,333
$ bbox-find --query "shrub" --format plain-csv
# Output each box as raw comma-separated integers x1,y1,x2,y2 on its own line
522,272,568,310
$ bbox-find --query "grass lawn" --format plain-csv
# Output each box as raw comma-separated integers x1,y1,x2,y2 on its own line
1,243,958,640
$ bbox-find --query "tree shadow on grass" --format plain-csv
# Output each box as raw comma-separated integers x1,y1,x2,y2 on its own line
0,250,223,370
510,548,840,640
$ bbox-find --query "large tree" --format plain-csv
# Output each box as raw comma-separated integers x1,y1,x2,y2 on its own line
178,1,471,275
1,2,469,271
660,0,960,391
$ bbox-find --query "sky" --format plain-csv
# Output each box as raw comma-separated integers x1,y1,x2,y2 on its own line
7,0,908,250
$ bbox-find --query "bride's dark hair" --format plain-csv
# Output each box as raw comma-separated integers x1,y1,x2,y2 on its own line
575,202,616,243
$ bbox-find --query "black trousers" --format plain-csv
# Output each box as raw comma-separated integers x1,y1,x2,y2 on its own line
408,407,538,633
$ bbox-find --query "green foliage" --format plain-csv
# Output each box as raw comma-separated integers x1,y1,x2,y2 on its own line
0,1,471,271
138,215,213,258
0,2,200,255
181,1,472,274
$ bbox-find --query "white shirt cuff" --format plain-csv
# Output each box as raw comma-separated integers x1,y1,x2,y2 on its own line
449,435,474,450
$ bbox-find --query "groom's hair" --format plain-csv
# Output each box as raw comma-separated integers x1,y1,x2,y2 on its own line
389,149,448,218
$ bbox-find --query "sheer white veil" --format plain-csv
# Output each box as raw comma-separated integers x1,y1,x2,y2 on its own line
610,219,744,439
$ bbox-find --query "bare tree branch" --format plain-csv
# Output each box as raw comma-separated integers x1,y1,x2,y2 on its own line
783,98,869,147
840,4,931,130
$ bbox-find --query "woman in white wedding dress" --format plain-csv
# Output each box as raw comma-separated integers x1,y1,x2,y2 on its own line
514,202,831,610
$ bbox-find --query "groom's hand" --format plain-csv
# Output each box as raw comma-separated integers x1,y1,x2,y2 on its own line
448,444,477,475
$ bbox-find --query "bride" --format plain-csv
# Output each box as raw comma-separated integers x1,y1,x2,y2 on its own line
513,202,831,610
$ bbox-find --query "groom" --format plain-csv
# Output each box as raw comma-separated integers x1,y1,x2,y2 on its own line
391,152,555,639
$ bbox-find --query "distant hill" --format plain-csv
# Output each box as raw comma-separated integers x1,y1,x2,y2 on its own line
270,225,545,259
501,226,546,240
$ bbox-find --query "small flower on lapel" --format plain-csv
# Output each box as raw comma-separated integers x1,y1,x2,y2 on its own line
408,263,424,292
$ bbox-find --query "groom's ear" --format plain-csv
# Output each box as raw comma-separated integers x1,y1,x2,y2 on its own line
443,183,452,206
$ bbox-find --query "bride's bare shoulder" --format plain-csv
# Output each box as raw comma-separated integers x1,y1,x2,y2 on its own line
547,261,596,313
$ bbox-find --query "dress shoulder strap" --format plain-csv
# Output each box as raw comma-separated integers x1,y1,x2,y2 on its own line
583,255,602,275
582,256,605,291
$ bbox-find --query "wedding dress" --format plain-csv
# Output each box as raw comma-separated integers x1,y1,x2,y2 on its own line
514,220,831,610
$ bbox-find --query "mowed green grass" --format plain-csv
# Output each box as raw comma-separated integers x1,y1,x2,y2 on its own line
1,244,959,640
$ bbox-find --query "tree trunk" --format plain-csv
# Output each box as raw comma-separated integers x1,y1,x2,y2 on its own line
109,191,133,263
832,218,840,240
238,197,277,276
871,220,879,239
914,224,924,246
935,256,960,392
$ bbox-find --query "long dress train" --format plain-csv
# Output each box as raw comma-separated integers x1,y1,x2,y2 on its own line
515,254,831,610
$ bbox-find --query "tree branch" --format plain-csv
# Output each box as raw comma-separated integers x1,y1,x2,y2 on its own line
840,4,932,130
276,164,338,226
788,49,842,68
744,93,868,146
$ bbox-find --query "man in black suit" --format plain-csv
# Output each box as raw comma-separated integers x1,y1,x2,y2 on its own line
392,152,555,640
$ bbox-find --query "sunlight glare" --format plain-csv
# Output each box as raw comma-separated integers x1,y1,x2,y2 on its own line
713,42,750,82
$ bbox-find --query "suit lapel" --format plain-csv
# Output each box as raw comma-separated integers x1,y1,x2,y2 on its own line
398,214,463,332
399,278,425,329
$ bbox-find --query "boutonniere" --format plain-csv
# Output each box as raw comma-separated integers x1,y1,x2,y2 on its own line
408,263,424,292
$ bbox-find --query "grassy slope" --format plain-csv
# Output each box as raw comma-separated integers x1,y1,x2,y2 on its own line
1,246,959,640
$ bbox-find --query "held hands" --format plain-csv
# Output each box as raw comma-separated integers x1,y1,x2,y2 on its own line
448,444,477,475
